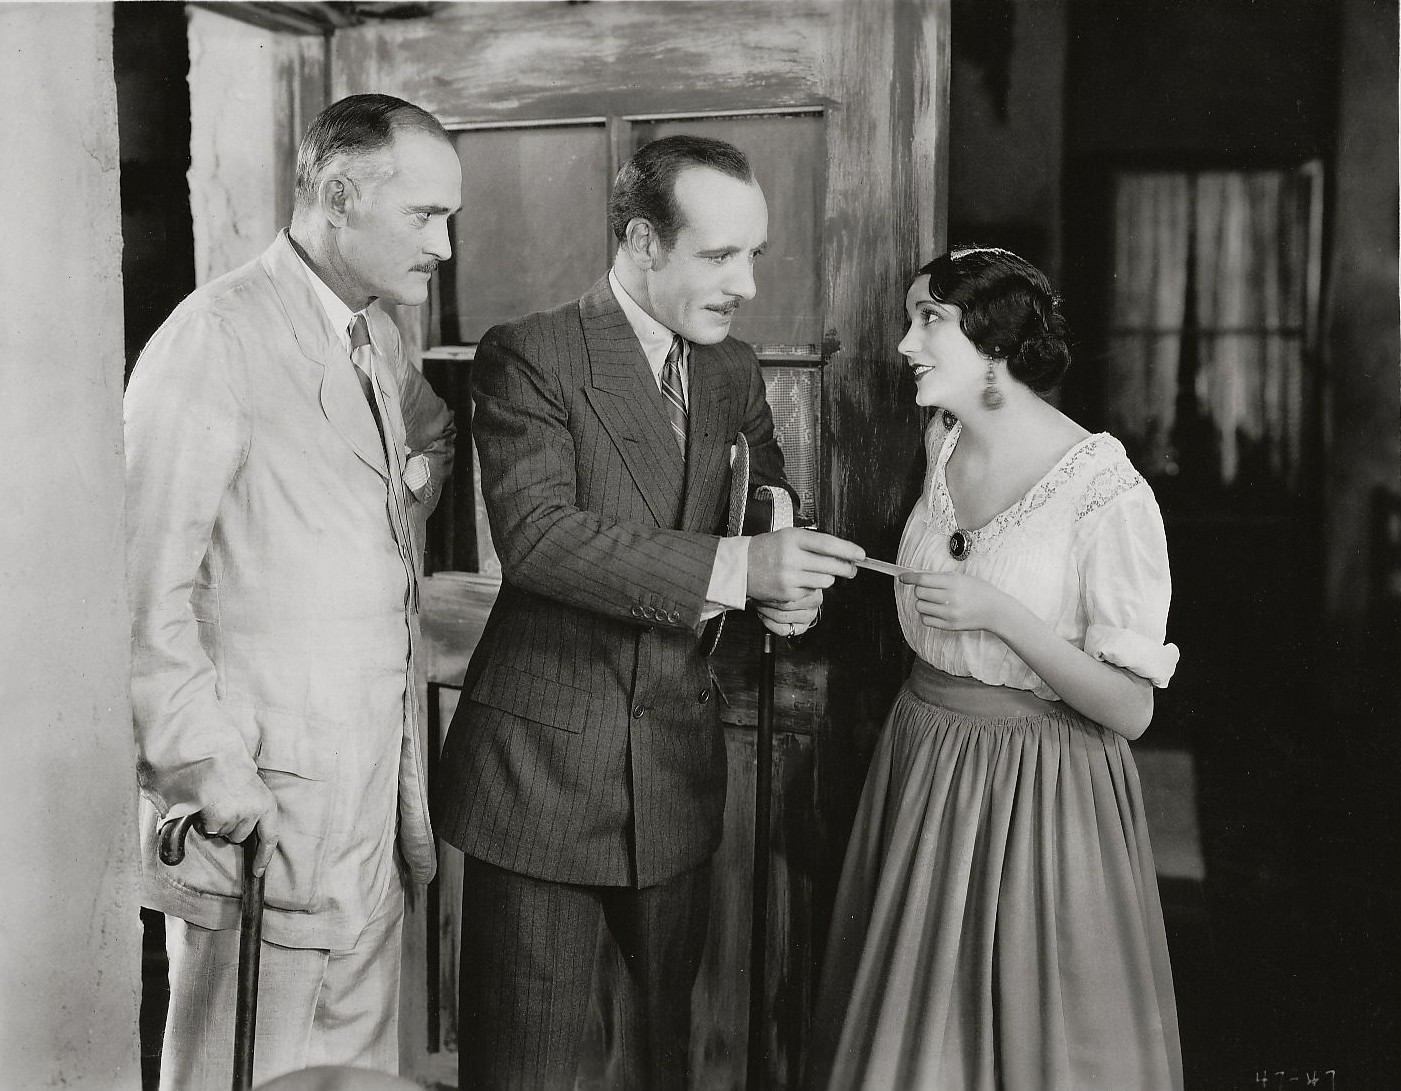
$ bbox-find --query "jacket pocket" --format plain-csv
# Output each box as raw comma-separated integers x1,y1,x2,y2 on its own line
252,707,334,912
469,665,601,734
160,703,335,914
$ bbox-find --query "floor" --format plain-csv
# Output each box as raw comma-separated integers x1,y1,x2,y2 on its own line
141,794,1401,1091
1164,857,1401,1089
139,595,1401,1090
1148,508,1401,1091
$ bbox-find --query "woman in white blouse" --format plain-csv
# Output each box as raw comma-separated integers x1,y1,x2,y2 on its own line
808,247,1184,1091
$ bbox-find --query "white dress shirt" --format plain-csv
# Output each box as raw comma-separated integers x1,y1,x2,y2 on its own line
293,248,432,498
294,246,365,356
609,269,748,613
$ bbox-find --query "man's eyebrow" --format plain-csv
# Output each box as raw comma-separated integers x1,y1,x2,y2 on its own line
696,242,768,255
408,202,459,215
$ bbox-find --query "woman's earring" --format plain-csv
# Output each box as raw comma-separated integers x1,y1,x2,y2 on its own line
982,359,1005,410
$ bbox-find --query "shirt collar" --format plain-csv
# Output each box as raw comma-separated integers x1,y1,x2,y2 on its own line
608,268,684,378
291,242,370,353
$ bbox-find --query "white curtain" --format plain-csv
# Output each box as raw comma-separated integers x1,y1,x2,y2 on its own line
1107,168,1314,487
1107,173,1191,476
1192,171,1310,485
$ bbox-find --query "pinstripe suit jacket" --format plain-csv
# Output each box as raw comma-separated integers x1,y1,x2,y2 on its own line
431,276,792,887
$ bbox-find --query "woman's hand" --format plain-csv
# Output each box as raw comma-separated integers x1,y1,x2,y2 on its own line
901,569,1155,740
899,570,1015,635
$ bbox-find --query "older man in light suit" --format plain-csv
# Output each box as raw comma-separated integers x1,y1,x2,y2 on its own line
125,94,458,1089
432,134,865,1091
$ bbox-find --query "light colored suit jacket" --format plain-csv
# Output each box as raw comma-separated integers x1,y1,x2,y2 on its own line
125,231,454,950
431,276,793,888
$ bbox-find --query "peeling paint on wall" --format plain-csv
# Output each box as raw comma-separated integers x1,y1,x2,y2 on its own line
187,8,326,284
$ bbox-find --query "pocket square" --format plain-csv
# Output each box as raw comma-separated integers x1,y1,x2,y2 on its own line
403,452,431,498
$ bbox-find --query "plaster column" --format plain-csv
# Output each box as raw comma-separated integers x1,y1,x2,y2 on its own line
0,4,141,1087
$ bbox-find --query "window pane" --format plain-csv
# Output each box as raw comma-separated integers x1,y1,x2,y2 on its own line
444,124,611,342
1107,166,1318,489
630,113,824,350
762,365,822,524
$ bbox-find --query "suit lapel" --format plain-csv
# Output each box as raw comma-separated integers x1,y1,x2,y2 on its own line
679,340,735,532
260,231,389,481
580,278,686,527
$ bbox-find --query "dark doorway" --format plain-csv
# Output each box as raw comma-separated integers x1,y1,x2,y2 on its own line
114,4,194,1084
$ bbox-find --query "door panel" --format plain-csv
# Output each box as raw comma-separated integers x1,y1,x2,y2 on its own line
447,122,612,340
630,112,826,349
333,3,831,123
333,4,949,1086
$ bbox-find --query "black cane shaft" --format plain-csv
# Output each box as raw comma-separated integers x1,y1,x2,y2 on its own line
233,834,265,1091
747,631,777,1090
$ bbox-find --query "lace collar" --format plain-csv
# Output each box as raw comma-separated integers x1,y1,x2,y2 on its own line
927,421,1126,551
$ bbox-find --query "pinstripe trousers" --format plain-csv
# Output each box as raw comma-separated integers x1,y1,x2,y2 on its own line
457,854,712,1091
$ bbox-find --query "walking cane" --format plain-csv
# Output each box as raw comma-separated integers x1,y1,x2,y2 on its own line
746,483,794,1091
747,624,776,1091
158,812,267,1091
706,435,791,1090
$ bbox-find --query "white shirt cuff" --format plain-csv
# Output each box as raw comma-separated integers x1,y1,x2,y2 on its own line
702,535,750,619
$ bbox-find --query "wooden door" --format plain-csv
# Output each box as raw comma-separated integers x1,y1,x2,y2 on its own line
331,4,948,1086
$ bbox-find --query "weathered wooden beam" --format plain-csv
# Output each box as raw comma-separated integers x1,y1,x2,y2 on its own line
331,1,830,120
191,2,351,36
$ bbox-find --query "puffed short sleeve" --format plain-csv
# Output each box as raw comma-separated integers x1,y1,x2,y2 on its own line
1078,483,1180,687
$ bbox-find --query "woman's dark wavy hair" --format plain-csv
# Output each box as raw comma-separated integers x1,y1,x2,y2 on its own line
917,246,1071,394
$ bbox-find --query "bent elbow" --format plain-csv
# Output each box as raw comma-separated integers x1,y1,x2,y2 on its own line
1117,716,1150,742
1116,690,1156,741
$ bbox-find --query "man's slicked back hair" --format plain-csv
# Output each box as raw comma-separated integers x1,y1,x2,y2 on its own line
294,93,449,206
608,135,754,249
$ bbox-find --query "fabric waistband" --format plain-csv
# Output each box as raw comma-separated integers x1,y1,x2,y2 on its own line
905,659,1065,720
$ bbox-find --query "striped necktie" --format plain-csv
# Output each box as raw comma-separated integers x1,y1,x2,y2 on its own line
660,334,688,457
349,313,385,446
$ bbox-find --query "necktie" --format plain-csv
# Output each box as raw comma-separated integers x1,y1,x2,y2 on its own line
660,334,688,457
349,316,420,611
349,314,386,447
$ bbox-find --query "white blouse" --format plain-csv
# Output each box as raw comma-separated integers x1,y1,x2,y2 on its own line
895,417,1180,701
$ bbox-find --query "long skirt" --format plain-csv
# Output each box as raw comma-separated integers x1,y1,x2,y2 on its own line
808,661,1183,1091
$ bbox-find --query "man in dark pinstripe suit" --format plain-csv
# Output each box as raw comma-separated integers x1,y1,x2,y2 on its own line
431,136,865,1090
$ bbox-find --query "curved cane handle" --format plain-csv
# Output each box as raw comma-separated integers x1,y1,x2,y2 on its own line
157,811,201,867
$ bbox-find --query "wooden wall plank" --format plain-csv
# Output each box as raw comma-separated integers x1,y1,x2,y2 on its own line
419,573,499,686
331,1,832,121
710,611,824,735
689,728,817,1090
808,0,948,1038
820,1,932,546
910,0,952,264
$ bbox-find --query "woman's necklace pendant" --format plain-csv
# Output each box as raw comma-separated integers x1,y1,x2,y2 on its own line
948,529,973,561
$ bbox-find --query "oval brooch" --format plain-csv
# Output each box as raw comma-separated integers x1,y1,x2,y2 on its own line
948,529,973,561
